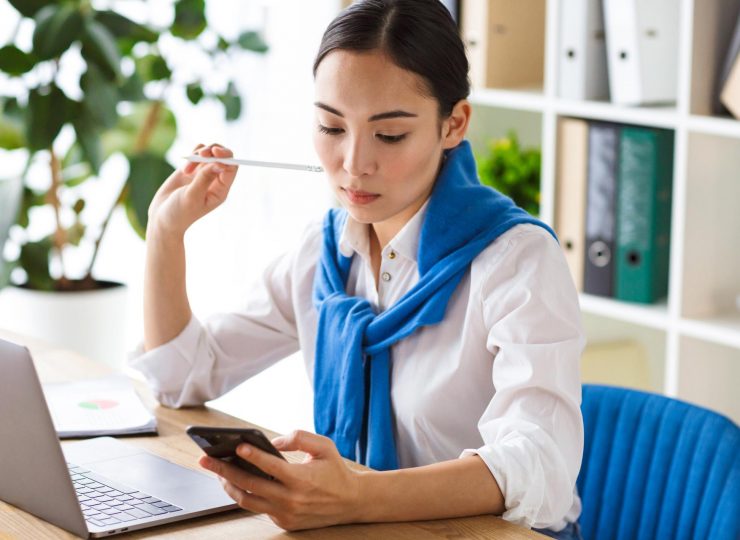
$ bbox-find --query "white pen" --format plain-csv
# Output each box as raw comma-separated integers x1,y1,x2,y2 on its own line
183,155,324,173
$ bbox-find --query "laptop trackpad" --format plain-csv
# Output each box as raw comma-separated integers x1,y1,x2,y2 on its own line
64,438,233,510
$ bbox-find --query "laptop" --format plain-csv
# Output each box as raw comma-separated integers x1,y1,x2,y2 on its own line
0,338,238,538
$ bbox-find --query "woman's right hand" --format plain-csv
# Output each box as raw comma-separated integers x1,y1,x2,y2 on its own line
147,143,239,237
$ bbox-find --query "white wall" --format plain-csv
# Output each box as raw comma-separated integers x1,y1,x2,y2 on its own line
1,0,341,434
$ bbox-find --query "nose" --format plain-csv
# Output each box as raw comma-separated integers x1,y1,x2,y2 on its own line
343,135,377,177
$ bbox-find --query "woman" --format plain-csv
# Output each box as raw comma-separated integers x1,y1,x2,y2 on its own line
133,1,585,538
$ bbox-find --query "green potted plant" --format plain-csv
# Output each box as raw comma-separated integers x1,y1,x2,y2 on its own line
0,0,267,364
476,130,541,217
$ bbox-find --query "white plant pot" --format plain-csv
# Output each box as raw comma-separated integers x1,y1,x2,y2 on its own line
0,282,128,369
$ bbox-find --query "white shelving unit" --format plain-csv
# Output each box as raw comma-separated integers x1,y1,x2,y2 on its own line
466,0,740,423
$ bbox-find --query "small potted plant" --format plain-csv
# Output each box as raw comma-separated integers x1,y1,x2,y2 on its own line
0,0,267,364
476,130,541,217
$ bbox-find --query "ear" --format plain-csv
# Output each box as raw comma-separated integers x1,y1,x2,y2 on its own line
441,99,472,150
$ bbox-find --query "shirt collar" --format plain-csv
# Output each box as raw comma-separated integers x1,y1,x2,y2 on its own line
337,200,429,263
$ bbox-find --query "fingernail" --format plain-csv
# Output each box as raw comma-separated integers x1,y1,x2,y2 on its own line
213,165,224,174
239,443,252,456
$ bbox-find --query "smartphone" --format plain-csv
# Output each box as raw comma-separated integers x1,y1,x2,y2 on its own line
186,425,286,481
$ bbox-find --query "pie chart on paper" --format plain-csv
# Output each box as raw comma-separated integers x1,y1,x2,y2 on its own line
78,399,119,410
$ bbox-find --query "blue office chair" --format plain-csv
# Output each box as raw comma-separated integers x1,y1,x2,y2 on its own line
577,384,740,540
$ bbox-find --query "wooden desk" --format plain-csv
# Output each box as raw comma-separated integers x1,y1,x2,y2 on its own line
0,331,543,539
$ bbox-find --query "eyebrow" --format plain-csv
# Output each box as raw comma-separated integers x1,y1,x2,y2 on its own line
314,101,418,121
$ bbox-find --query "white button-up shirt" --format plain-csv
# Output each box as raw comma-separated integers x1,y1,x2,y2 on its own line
130,203,585,531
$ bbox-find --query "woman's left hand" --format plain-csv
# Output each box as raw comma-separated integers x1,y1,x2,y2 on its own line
199,430,363,531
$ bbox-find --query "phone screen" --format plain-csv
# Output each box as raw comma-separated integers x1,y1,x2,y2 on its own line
186,426,285,481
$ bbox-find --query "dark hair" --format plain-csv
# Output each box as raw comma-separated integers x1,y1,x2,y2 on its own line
313,0,470,118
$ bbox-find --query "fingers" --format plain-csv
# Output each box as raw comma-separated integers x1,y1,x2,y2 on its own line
235,444,294,484
183,143,234,175
185,162,224,203
271,430,336,457
220,478,277,515
200,456,289,501
183,143,207,174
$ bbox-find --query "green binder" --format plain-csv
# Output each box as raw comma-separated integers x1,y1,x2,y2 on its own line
615,126,674,303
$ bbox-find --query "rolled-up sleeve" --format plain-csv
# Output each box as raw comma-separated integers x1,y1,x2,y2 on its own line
461,226,585,530
128,242,303,409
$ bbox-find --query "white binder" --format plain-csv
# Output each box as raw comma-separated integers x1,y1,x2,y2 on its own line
603,0,680,105
557,0,609,101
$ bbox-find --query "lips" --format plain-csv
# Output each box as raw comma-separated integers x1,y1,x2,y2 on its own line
342,187,380,205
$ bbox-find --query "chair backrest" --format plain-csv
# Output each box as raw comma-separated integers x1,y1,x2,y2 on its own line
577,384,740,540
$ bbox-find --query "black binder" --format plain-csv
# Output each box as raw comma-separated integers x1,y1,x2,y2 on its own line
584,122,619,297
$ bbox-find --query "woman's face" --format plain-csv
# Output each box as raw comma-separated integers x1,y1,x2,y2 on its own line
313,50,456,236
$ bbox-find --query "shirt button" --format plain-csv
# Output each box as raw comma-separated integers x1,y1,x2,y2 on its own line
388,250,396,260
381,272,392,282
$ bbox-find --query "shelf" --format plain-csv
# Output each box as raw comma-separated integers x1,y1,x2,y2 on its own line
679,315,740,350
579,294,670,330
469,88,547,113
687,114,740,139
678,336,740,423
555,99,679,129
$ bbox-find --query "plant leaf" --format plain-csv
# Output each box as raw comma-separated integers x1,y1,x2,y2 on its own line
19,237,54,290
17,186,46,228
171,0,206,40
135,53,171,82
7,0,53,18
72,104,104,175
218,81,241,121
186,82,204,104
94,10,159,56
0,45,37,76
66,220,85,246
81,18,123,81
27,84,71,151
236,31,268,53
32,4,84,60
0,98,26,149
119,71,145,101
124,153,174,238
79,64,119,129
102,102,176,157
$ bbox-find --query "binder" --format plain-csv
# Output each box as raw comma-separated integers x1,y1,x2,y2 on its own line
615,126,674,304
716,11,740,114
584,122,619,297
555,117,590,291
461,0,546,90
557,0,609,101
603,0,680,105
721,47,740,119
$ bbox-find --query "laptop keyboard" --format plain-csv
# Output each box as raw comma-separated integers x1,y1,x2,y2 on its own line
67,462,182,528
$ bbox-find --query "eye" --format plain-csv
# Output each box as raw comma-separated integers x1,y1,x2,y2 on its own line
318,124,343,135
376,133,407,144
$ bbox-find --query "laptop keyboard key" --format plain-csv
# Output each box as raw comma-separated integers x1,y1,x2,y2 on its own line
162,505,182,513
87,517,107,527
124,508,151,519
130,492,149,499
84,472,138,494
100,517,122,525
133,503,167,515
142,496,161,504
110,512,137,522
152,501,170,507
